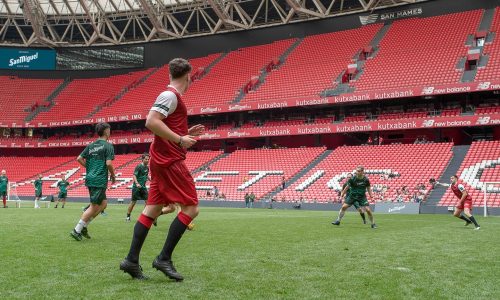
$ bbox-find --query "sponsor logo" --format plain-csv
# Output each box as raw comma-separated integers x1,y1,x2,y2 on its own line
24,143,35,148
200,107,221,113
227,131,250,138
422,119,435,127
374,90,414,99
89,145,104,153
423,86,471,95
476,116,490,125
377,121,417,130
228,104,252,111
380,7,423,21
359,14,378,25
431,120,471,127
200,133,222,139
489,117,500,125
259,129,291,136
297,126,332,134
144,137,154,143
476,82,500,90
296,98,330,106
336,124,372,132
9,52,39,67
422,87,435,95
332,94,370,103
187,109,194,115
257,102,288,109
388,205,406,213
477,82,491,90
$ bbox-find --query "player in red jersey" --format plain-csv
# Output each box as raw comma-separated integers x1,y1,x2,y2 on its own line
435,175,480,230
120,58,204,281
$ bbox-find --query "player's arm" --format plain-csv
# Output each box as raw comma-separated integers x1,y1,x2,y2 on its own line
107,160,116,184
146,92,196,149
340,185,349,198
146,111,196,149
435,182,450,187
365,177,373,199
77,156,86,168
367,185,374,199
77,145,88,168
106,144,116,184
132,165,141,187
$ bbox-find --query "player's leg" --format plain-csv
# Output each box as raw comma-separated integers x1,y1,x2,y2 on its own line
364,205,377,229
332,203,351,225
55,197,60,208
453,207,471,225
120,203,162,279
34,196,39,208
70,188,104,240
121,173,164,279
61,197,66,208
152,161,198,281
354,202,366,224
2,191,7,208
126,200,137,222
153,203,198,281
462,207,480,229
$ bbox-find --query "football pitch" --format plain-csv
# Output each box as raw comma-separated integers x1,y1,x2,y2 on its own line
1,204,499,299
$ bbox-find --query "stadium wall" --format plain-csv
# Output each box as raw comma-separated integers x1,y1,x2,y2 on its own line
15,196,500,215
0,0,495,79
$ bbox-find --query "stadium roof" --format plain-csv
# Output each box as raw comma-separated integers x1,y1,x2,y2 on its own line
0,0,428,47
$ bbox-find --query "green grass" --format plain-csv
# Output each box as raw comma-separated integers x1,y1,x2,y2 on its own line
0,204,499,299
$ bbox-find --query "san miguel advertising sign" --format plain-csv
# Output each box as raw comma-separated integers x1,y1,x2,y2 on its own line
359,7,423,25
0,48,56,70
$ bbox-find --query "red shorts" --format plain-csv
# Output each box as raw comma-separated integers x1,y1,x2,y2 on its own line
456,199,472,210
147,160,198,207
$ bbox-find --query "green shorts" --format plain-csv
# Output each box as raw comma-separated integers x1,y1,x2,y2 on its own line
35,191,42,198
58,192,67,199
0,191,6,197
88,187,107,205
131,187,148,202
345,196,369,208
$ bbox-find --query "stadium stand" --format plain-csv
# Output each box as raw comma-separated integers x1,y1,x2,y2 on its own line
276,143,453,203
353,10,483,91
93,54,221,119
183,39,295,107
31,71,152,123
241,24,382,103
195,147,326,201
475,7,500,82
0,76,63,124
439,140,500,207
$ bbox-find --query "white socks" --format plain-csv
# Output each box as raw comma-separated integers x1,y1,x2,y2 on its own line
75,219,87,233
34,200,39,208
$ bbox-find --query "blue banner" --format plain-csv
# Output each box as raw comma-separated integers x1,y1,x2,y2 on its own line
0,48,56,70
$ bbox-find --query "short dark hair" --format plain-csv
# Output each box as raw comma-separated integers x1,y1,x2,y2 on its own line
141,153,150,159
96,122,111,137
451,175,458,179
169,58,192,79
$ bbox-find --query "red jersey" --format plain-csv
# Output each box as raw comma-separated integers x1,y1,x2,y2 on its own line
149,86,188,167
451,183,472,201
